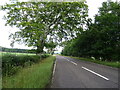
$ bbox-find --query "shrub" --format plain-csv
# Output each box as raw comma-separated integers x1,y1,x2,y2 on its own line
2,54,41,76
41,54,50,58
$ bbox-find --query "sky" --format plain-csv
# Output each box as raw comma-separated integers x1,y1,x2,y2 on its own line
0,0,119,52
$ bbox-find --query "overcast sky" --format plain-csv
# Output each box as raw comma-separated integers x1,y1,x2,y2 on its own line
0,0,118,52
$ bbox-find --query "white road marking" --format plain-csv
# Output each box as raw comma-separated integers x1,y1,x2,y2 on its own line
62,57,77,65
51,60,57,88
82,66,109,81
70,61,77,65
53,60,57,76
67,59,70,61
62,57,69,61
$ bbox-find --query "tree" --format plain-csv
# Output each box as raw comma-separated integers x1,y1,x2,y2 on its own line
62,1,120,61
94,1,120,61
95,1,120,29
2,2,88,54
45,41,57,55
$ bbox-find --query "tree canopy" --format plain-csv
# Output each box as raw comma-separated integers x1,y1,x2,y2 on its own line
62,1,120,61
2,2,88,54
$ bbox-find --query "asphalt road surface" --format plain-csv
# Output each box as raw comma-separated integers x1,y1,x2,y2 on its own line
51,55,119,88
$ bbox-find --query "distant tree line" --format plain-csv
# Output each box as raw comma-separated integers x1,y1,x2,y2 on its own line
61,1,120,61
0,46,36,53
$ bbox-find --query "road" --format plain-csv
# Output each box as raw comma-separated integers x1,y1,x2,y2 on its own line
51,55,119,88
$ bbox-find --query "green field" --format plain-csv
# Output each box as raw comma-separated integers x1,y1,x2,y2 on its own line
1,52,36,56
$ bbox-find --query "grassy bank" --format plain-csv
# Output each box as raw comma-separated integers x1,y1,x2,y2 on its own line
2,56,56,88
65,56,120,68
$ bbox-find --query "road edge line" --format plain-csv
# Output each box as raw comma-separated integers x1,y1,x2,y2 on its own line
50,59,57,88
53,60,57,76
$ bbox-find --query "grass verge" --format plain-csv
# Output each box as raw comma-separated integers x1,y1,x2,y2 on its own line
2,56,56,88
65,56,120,68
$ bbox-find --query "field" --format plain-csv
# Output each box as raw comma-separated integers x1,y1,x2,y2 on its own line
1,52,36,56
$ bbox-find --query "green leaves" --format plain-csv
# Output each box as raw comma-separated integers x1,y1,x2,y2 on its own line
62,1,120,61
2,2,88,53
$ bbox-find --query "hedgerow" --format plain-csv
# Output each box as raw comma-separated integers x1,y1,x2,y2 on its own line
2,54,50,76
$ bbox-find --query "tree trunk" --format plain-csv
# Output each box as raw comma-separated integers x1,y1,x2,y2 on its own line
36,38,45,60
36,45,44,54
36,45,44,60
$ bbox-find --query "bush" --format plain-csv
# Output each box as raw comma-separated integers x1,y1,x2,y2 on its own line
41,54,50,58
2,54,41,76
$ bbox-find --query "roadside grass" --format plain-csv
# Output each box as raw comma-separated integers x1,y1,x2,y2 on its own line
2,56,56,88
64,56,120,68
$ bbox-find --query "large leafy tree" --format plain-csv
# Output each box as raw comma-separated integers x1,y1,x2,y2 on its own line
95,1,120,30
62,1,120,61
2,2,88,54
94,1,120,61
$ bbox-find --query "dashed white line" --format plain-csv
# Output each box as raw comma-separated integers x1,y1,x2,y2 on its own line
62,57,109,81
70,61,77,65
63,57,77,65
67,59,70,61
82,66,109,81
62,57,69,61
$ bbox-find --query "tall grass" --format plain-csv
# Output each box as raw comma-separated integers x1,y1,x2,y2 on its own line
2,56,56,88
